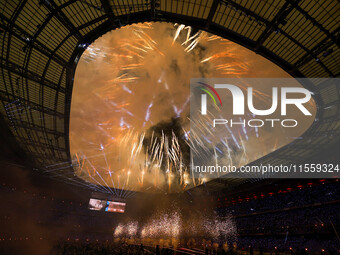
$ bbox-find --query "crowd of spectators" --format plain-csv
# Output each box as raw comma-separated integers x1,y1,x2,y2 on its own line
50,242,154,255
50,239,340,255
216,182,340,253
236,237,339,254
235,203,339,235
223,182,339,215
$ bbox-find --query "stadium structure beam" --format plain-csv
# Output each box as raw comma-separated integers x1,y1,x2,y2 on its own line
220,0,269,25
275,31,334,77
58,0,78,9
41,0,83,41
295,41,335,71
7,0,27,25
0,15,69,67
205,0,220,29
254,0,295,50
218,0,333,76
8,120,65,137
68,10,155,66
0,58,65,93
52,67,66,134
286,0,339,48
77,14,109,31
294,27,340,68
31,13,53,41
20,139,67,152
4,120,64,160
100,0,115,24
32,155,68,166
151,0,157,18
0,91,64,118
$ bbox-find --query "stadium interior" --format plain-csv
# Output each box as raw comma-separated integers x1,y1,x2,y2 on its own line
0,0,339,254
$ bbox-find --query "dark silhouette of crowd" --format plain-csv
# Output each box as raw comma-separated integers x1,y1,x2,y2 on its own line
51,242,155,255
218,182,339,253
224,182,339,215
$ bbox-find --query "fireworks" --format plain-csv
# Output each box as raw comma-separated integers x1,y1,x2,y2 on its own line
112,208,236,243
140,211,181,239
114,223,124,237
69,22,315,194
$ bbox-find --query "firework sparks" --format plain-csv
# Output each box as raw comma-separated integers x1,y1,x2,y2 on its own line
70,22,315,194
113,207,237,244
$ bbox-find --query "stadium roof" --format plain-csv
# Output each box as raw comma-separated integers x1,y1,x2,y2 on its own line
0,0,339,193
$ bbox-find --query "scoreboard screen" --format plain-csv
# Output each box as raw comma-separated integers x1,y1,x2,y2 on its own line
105,201,126,213
88,198,106,211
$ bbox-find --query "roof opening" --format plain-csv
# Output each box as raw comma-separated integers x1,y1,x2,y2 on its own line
70,22,316,193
